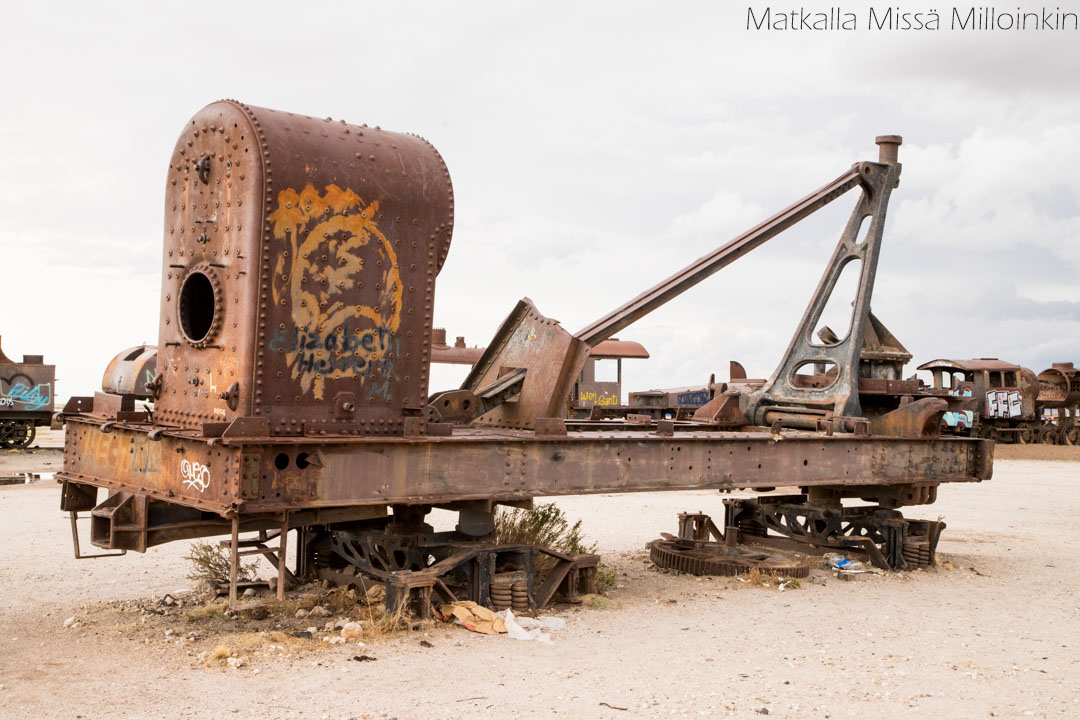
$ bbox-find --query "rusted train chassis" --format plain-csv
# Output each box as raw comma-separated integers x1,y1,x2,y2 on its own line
59,411,990,609
56,103,992,614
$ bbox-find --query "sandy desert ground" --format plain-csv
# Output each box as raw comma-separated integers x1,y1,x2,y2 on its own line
1,434,1078,719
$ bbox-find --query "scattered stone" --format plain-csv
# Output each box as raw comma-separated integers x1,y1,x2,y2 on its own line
295,609,309,619
248,607,269,621
309,605,332,618
341,622,364,643
812,576,828,586
160,594,177,607
350,655,376,662
328,637,345,645
756,708,770,715
241,588,256,599
288,631,313,639
194,579,216,598
63,617,76,629
226,656,245,669
267,577,277,593
164,628,176,638
333,618,347,630
420,640,433,648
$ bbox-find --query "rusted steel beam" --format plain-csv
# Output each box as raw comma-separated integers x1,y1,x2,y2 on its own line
574,166,864,347
58,417,991,516
747,143,902,423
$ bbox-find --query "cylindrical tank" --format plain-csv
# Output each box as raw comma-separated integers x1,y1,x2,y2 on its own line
101,345,157,399
1036,363,1080,409
155,101,454,436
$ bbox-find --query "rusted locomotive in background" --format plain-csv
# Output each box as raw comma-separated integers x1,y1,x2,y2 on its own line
627,353,1079,446
0,337,55,449
919,359,1080,445
54,104,992,613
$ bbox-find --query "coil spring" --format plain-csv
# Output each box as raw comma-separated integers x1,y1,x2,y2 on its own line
738,517,767,538
901,538,933,568
490,580,530,612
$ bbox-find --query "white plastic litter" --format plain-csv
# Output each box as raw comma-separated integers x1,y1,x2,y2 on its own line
539,616,566,632
516,616,542,631
496,609,561,643
501,610,533,641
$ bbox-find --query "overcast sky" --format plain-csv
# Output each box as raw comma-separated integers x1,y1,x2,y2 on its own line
1,1,1077,402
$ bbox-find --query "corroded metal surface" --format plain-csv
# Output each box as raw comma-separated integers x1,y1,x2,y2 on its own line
649,538,810,578
56,109,997,610
61,418,991,517
918,357,1078,443
461,299,590,429
157,101,453,437
0,336,55,448
1036,363,1080,409
101,345,157,399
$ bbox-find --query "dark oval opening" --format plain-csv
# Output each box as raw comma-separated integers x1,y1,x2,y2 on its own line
274,453,289,470
179,271,216,343
296,452,310,469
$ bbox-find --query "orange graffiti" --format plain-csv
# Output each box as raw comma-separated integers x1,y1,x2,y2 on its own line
269,184,403,399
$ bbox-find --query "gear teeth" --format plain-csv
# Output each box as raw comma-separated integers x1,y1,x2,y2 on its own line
649,539,810,579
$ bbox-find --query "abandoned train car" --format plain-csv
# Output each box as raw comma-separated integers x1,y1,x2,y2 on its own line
55,102,992,611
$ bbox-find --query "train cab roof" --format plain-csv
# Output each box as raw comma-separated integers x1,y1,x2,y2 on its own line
590,339,650,360
917,358,1022,373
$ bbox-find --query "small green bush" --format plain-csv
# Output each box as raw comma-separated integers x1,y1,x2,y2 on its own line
495,502,601,581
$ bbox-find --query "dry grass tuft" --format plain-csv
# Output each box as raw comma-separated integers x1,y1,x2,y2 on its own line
581,594,621,610
734,569,802,590
184,541,258,585
184,602,228,623
206,644,232,664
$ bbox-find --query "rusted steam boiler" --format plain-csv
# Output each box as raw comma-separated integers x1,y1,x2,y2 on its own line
58,103,992,612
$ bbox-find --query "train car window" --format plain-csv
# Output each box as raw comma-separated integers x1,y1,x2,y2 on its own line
989,371,1003,387
1004,371,1016,386
593,359,619,383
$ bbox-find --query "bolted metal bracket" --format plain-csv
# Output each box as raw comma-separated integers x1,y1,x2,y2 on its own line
194,155,212,184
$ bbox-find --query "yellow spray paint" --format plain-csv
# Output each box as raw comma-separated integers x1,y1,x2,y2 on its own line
270,184,403,399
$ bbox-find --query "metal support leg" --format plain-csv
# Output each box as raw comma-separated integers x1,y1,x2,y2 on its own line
228,515,240,609
68,511,126,559
276,514,288,602
224,512,291,610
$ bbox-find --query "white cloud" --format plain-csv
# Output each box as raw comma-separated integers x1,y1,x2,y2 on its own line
1,1,1077,400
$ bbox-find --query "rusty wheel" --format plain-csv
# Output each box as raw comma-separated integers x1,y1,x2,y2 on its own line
649,538,809,578
1038,426,1059,445
1061,425,1079,446
0,421,35,450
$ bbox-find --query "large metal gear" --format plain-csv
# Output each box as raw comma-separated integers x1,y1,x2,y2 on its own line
649,537,810,578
